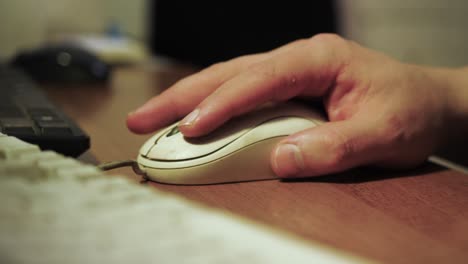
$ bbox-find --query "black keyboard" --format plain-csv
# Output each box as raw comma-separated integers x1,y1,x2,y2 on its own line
0,65,90,157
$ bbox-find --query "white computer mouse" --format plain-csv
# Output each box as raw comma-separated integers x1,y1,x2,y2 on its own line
136,102,326,185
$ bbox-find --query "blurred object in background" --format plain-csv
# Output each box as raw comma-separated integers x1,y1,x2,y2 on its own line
48,21,148,66
0,0,48,61
0,0,147,62
149,1,337,67
61,35,148,66
338,0,468,67
48,33,148,66
1,0,468,69
10,43,111,84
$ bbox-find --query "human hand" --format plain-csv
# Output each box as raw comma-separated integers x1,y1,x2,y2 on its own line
127,34,460,178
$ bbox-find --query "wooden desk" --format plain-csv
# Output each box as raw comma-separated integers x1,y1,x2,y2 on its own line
44,63,468,264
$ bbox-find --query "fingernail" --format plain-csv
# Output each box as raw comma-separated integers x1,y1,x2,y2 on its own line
273,143,304,177
180,108,200,126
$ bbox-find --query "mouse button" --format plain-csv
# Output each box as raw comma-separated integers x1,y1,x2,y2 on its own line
139,127,170,156
228,116,318,150
146,120,251,161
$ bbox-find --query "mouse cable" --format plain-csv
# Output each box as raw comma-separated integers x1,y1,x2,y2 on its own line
428,155,468,175
98,160,144,175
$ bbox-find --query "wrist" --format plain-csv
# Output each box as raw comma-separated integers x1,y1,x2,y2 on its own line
445,66,468,119
426,66,468,145
426,66,468,159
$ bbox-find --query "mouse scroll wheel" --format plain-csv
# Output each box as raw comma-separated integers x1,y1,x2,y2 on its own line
57,52,72,66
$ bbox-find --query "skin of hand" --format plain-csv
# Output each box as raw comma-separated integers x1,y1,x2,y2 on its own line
127,33,467,178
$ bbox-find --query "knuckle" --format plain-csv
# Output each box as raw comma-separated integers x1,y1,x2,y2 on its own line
310,33,345,46
307,33,351,59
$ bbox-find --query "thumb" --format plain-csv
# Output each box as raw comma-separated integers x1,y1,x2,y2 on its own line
271,119,379,178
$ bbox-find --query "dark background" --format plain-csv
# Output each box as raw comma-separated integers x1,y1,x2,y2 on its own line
149,1,337,67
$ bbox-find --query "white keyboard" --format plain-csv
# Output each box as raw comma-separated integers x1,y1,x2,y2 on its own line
0,133,371,264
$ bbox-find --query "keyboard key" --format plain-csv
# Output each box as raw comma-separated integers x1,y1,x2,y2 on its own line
56,165,102,179
34,119,67,127
0,136,40,160
2,126,35,136
28,110,72,136
28,108,59,118
37,123,72,137
0,117,36,136
31,115,61,123
0,136,369,264
42,127,73,136
17,150,62,163
37,158,82,177
0,117,35,127
0,67,90,156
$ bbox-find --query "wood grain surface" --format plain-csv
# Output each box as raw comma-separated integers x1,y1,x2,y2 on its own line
43,63,468,264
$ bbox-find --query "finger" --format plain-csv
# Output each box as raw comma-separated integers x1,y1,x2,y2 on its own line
270,117,384,178
179,34,350,137
126,53,268,134
126,38,320,134
126,78,215,134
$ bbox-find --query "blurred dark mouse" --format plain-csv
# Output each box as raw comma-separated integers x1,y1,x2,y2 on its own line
10,44,111,84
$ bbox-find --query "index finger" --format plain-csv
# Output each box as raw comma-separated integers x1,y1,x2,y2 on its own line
179,34,350,137
126,53,267,134
126,38,324,134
